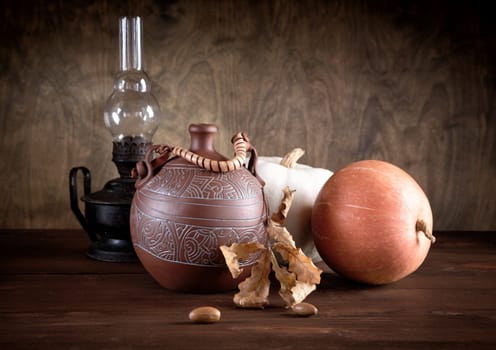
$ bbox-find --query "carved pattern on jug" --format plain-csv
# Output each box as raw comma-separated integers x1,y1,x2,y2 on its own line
145,167,260,200
131,206,264,267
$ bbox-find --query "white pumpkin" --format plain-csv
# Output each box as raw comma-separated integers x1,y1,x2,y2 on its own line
255,148,333,262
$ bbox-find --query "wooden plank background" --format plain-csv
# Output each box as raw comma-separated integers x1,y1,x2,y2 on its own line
0,0,494,231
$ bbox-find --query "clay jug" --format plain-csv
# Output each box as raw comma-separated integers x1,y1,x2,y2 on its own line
130,123,268,292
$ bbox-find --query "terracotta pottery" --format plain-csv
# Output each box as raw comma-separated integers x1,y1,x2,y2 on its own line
130,123,268,292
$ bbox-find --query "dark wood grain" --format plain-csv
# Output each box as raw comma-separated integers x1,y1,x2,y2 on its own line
0,0,495,230
0,230,495,349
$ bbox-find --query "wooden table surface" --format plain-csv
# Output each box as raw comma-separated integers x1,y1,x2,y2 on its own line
1,230,495,349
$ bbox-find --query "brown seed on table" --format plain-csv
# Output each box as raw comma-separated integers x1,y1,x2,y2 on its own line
189,306,221,324
292,302,318,317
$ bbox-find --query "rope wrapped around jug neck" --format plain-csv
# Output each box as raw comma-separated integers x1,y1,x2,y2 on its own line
171,132,250,172
132,131,264,189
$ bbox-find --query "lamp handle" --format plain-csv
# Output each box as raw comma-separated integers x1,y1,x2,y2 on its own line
69,167,98,242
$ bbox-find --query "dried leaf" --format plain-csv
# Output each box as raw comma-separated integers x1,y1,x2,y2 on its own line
274,242,322,285
233,248,272,308
267,220,296,248
290,281,317,306
270,186,296,225
270,249,320,307
273,265,317,307
221,183,322,309
270,251,297,306
220,242,265,278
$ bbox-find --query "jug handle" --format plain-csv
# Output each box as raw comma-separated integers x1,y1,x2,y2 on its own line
134,133,266,187
246,143,265,187
69,167,98,242
170,131,265,186
170,132,247,173
133,145,171,189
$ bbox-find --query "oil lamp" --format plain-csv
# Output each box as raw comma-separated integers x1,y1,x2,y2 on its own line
69,16,161,262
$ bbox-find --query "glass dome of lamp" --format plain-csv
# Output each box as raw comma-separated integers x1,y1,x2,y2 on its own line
70,16,162,262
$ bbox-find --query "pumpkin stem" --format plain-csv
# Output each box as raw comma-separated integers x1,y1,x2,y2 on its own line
416,219,436,243
280,148,305,168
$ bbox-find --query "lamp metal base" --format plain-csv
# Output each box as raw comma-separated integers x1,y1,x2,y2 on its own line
87,238,137,262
